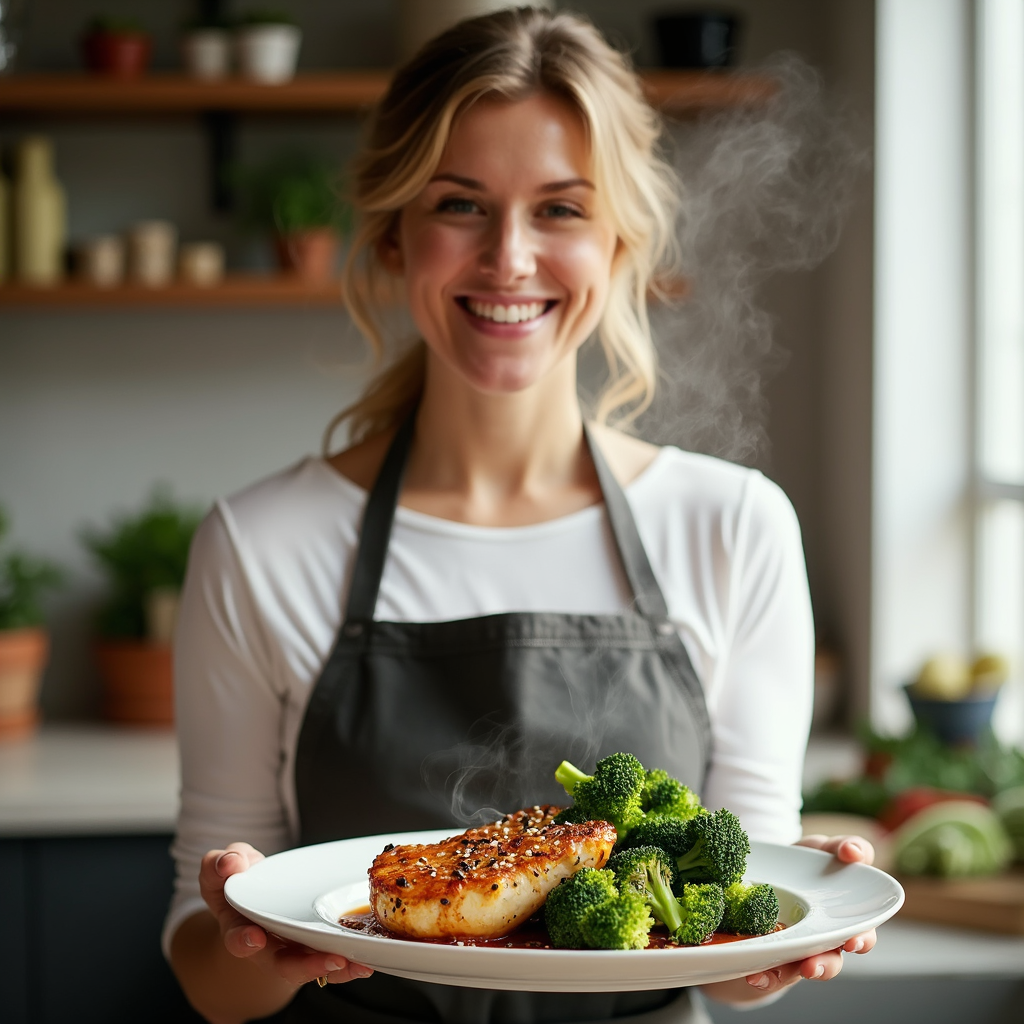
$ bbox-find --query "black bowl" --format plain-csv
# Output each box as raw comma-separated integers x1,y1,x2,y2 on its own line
653,11,741,69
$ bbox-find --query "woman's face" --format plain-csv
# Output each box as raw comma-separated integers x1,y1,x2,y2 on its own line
387,91,620,396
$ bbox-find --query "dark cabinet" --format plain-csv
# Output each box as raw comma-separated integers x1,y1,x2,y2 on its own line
0,835,203,1024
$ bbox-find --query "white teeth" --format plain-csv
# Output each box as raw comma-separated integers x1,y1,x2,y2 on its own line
466,299,546,324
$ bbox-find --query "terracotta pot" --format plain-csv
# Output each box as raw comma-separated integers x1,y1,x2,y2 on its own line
95,640,174,725
274,229,339,283
0,628,48,739
81,32,153,78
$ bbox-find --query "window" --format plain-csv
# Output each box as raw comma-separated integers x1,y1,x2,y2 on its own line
975,0,1024,740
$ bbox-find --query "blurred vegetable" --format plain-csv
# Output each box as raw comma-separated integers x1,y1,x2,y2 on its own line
878,787,988,833
80,488,202,639
913,653,971,700
0,506,63,630
992,786,1024,862
804,725,1024,819
971,653,1010,693
892,801,1013,877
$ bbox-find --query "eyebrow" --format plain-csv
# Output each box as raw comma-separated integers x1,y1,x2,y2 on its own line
428,173,595,192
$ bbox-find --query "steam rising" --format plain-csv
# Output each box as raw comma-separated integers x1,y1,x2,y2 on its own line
429,58,868,823
613,55,868,462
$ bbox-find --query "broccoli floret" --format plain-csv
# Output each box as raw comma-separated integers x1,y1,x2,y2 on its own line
554,753,646,839
641,769,703,821
544,868,619,948
552,805,588,825
579,889,653,950
621,815,692,856
721,881,780,936
543,867,653,950
673,809,750,886
674,882,726,945
608,845,683,935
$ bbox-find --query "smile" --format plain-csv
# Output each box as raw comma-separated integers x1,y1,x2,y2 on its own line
459,298,556,324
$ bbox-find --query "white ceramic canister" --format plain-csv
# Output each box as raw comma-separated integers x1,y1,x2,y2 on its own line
181,29,231,79
178,241,225,286
396,0,551,61
78,234,126,287
235,24,301,84
13,136,66,286
128,220,177,287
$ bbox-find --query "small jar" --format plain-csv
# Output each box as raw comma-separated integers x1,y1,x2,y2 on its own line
179,241,225,286
128,220,177,287
181,29,231,79
235,23,301,84
77,234,126,287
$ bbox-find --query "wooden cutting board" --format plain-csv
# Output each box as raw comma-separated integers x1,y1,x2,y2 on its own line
897,868,1024,934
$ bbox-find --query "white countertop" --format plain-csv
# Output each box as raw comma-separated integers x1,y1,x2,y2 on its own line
2,724,1023,976
0,723,179,835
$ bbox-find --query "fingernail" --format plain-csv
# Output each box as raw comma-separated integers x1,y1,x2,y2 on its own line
852,938,864,952
748,974,771,990
325,959,346,973
353,966,373,978
845,840,862,854
244,931,259,948
812,964,825,979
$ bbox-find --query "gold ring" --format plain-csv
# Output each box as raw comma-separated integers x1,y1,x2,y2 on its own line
315,975,328,988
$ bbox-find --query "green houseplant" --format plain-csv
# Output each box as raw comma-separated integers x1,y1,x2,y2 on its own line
81,489,201,725
0,506,63,737
235,153,350,283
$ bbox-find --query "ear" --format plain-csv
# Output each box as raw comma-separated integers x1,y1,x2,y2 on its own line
376,216,404,275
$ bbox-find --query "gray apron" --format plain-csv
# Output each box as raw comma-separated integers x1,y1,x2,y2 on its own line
265,413,713,1024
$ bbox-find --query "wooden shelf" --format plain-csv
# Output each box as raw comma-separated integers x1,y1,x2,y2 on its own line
0,274,345,309
0,70,774,117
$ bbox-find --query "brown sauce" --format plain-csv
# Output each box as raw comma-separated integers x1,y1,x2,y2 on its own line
337,906,785,949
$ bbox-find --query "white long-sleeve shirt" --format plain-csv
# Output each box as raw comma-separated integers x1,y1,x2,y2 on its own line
163,446,814,954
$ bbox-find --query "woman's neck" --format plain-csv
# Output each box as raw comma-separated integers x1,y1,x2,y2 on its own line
402,355,600,526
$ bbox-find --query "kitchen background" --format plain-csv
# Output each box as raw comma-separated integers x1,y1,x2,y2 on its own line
0,0,875,727
2,2,1023,1023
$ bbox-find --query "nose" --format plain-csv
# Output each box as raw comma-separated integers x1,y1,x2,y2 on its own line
480,210,536,283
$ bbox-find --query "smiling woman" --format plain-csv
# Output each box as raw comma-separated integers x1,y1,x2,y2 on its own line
165,8,871,1024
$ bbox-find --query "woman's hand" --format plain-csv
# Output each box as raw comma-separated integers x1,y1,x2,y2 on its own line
200,842,373,988
700,833,877,1006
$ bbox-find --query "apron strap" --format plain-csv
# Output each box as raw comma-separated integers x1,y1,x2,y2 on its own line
344,411,417,624
583,422,671,622
344,410,671,625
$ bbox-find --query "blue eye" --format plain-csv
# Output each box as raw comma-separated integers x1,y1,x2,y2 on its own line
543,203,582,219
437,197,479,214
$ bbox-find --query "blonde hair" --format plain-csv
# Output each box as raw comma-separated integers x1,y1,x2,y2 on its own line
325,6,679,451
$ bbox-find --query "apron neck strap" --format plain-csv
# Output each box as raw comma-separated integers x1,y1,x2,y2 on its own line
343,409,670,624
582,422,670,621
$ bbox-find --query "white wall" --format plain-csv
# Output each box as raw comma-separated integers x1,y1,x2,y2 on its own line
872,0,974,732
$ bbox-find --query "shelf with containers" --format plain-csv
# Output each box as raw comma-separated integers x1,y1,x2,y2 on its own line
0,70,774,310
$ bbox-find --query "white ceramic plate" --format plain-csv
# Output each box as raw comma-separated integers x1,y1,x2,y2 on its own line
224,829,904,992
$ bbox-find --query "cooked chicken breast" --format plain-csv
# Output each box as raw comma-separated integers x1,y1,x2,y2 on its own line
368,806,616,939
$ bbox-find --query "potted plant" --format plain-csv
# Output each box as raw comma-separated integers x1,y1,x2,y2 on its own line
236,153,350,282
0,507,62,738
81,489,201,726
235,10,301,83
81,16,152,78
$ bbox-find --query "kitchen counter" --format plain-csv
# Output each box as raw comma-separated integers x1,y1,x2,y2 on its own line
0,723,178,835
2,725,1023,979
